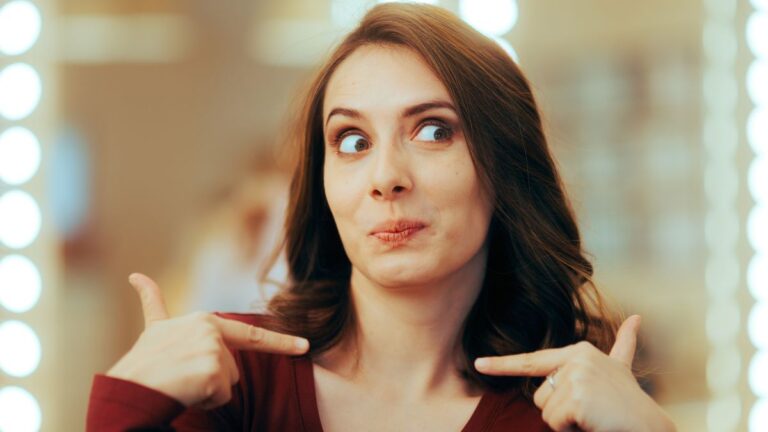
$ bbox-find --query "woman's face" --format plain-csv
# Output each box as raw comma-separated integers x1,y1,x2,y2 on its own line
322,44,493,288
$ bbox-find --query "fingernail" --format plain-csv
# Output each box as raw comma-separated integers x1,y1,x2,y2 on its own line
475,358,490,370
295,338,309,351
128,273,139,285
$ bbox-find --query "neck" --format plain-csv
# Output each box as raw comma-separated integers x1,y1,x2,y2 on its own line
317,245,488,400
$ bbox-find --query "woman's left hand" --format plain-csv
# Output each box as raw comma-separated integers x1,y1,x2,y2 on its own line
474,315,676,432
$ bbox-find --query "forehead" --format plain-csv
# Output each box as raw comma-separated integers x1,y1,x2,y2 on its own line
323,44,452,117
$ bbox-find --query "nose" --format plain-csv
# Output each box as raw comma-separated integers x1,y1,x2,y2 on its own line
369,139,413,201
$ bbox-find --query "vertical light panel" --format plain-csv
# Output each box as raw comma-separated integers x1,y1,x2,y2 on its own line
702,0,742,431
747,1,768,430
0,0,51,430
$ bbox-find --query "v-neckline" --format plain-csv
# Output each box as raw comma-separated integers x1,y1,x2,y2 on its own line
292,355,503,432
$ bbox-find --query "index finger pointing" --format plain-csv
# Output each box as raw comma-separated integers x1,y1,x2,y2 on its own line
211,315,309,355
128,273,169,327
474,346,569,377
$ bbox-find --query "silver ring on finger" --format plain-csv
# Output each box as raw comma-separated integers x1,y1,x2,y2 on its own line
546,369,558,390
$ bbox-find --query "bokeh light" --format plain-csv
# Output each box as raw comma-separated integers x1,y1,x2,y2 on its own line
749,351,768,397
0,1,41,56
749,157,768,204
707,347,742,393
0,190,42,249
459,0,518,36
0,386,41,432
748,205,768,253
0,63,42,121
707,301,740,344
0,127,41,186
0,320,41,377
703,21,737,64
748,108,768,155
751,398,768,432
749,254,768,301
708,393,741,432
749,303,768,349
0,254,42,313
747,60,768,106
377,0,439,4
746,12,768,58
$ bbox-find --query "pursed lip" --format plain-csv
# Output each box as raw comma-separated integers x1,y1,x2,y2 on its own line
369,219,427,246
369,219,428,235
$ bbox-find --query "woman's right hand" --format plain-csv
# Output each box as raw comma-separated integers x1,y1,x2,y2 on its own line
106,273,309,410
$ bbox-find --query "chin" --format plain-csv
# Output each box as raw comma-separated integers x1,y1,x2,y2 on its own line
363,256,444,288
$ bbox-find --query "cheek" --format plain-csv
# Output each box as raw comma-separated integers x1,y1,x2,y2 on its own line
323,162,363,231
426,155,492,243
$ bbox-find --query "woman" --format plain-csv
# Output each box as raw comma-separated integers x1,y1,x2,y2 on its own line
87,4,676,431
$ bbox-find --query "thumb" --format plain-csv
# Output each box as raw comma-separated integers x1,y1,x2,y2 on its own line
609,314,641,367
128,273,169,327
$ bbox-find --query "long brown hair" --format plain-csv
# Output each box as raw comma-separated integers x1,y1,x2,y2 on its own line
266,3,618,397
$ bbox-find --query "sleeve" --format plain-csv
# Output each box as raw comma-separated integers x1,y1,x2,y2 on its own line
86,313,263,431
86,374,184,431
86,374,241,431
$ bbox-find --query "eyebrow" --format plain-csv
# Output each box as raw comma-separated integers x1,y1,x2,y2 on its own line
324,100,457,127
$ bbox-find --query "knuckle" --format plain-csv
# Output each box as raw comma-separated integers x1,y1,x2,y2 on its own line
519,357,535,374
575,340,593,352
571,399,587,424
201,376,218,399
199,321,219,338
570,384,584,401
202,357,222,375
209,339,223,353
248,326,266,344
541,404,555,424
570,371,586,386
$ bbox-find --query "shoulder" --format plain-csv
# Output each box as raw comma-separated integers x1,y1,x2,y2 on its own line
210,312,309,427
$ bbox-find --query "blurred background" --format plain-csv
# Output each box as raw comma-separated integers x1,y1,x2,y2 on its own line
0,0,766,430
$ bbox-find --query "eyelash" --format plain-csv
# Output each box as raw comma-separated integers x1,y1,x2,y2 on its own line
330,118,454,150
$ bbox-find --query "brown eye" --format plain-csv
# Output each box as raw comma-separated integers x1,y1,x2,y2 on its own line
415,123,452,142
339,133,370,154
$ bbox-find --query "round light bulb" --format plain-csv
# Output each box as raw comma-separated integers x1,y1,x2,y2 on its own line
748,108,768,155
747,12,768,58
0,63,42,121
0,320,41,377
749,303,768,349
748,60,768,106
0,127,41,186
0,386,42,432
0,190,42,249
0,255,42,313
0,1,41,56
749,254,768,301
751,398,768,432
750,351,768,397
459,0,518,36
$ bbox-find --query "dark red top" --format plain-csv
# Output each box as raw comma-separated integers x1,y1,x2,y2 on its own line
87,313,551,431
